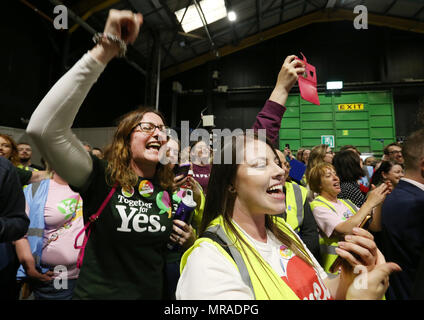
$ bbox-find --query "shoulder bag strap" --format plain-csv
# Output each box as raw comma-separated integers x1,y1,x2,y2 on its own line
74,182,118,268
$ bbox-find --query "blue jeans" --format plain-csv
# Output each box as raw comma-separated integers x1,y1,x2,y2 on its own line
33,279,77,300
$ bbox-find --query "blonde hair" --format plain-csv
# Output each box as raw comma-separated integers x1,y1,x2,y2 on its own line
305,144,329,182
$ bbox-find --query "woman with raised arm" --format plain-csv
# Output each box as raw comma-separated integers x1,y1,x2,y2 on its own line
308,162,390,273
27,10,200,299
176,132,400,300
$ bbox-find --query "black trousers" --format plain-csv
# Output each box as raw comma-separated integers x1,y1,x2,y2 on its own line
0,250,19,300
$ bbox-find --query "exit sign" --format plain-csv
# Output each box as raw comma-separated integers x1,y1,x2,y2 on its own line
321,135,335,148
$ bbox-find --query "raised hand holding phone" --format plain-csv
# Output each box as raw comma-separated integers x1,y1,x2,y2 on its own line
295,53,320,105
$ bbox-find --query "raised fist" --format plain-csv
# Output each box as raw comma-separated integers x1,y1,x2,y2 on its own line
104,9,143,44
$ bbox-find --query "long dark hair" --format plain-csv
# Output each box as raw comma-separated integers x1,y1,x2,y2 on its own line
201,132,313,267
370,160,397,186
333,150,363,182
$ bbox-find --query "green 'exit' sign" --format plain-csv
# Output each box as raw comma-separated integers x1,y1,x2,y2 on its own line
321,135,335,148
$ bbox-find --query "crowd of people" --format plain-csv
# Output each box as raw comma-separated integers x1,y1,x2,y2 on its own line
1,9,423,301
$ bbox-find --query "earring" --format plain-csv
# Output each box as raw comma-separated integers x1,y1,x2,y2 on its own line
228,185,236,193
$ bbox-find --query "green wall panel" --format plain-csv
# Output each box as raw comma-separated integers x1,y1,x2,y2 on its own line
302,105,333,113
285,96,300,107
302,94,332,105
371,139,395,153
368,92,392,104
280,140,300,151
335,112,369,121
280,129,300,139
303,130,335,138
369,104,393,116
336,138,370,148
336,129,369,138
370,116,393,127
282,118,300,128
302,113,333,121
370,127,395,138
285,107,299,117
302,138,323,147
335,121,369,129
301,121,334,129
279,90,396,153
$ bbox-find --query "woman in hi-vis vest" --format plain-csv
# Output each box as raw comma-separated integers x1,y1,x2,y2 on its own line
309,162,391,274
176,133,400,300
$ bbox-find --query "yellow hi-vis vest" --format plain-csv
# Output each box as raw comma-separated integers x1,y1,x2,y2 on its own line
285,181,308,233
17,164,38,189
309,196,358,273
180,216,313,300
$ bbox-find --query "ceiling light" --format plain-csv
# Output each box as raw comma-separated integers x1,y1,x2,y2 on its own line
326,81,343,90
175,0,228,33
228,11,237,22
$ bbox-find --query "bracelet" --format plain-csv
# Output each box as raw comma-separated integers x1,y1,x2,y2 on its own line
92,32,127,58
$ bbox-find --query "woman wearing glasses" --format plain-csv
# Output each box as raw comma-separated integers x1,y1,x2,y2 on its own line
27,10,199,299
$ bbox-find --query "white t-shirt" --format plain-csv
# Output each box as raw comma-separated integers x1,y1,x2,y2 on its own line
176,222,330,300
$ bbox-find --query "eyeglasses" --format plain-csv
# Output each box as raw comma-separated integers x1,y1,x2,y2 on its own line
135,122,170,135
388,150,402,155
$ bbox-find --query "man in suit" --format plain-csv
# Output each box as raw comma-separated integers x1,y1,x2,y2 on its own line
381,128,424,300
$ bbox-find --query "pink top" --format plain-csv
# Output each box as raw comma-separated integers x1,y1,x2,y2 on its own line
40,179,84,279
312,199,356,238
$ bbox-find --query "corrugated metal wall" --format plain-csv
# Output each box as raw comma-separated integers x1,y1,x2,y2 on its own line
279,91,396,156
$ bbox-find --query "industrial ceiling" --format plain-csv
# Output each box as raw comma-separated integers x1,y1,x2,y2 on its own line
19,0,424,80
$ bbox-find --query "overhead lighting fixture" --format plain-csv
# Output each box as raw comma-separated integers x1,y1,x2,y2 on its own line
228,11,237,22
175,0,228,33
326,81,343,90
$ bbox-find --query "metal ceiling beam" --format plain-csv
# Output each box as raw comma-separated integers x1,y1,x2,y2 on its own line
162,8,424,79
266,0,280,11
256,0,263,33
193,0,218,56
301,0,308,15
161,0,191,67
151,0,199,59
279,0,305,24
384,0,398,15
49,0,147,76
304,0,321,9
280,0,286,24
325,0,337,8
189,0,305,51
225,0,240,45
412,4,424,19
68,0,121,34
